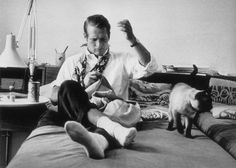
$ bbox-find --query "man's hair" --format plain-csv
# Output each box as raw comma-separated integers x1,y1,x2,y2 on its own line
83,14,111,38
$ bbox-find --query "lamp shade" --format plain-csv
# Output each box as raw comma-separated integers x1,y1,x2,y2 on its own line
0,34,27,67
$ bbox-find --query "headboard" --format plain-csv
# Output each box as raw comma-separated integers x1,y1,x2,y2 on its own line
140,72,211,90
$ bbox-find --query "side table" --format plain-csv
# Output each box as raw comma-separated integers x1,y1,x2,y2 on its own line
0,96,49,166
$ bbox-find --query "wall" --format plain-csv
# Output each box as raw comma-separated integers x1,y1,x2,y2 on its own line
0,0,236,75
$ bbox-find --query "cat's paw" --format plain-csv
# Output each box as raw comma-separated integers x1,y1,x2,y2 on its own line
177,128,184,134
167,127,175,131
167,125,175,131
185,134,193,139
167,122,174,131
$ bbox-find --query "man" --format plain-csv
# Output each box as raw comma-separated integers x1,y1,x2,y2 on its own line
38,14,157,159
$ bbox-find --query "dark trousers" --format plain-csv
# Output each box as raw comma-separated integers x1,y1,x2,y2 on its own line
37,80,118,149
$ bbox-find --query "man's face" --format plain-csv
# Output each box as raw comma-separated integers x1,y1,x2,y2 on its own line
85,24,109,56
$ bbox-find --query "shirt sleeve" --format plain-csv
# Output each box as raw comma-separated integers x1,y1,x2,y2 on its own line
126,53,158,79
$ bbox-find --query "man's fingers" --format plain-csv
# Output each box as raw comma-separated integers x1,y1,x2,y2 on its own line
118,20,133,37
89,71,102,80
120,27,127,32
118,19,129,25
118,20,131,27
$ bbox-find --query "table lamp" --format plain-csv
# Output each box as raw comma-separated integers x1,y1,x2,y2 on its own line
0,34,27,67
0,0,37,76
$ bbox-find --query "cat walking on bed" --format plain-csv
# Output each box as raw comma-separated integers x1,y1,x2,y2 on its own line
167,83,212,138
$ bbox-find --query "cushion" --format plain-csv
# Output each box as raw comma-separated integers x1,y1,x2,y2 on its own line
129,79,172,94
196,112,236,159
103,99,141,127
128,79,171,120
128,79,171,106
209,78,236,105
211,103,236,119
141,105,169,121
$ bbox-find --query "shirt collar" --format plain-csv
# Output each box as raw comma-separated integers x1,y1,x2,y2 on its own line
85,48,110,59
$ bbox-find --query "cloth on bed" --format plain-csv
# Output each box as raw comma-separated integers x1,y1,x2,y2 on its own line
195,111,236,160
7,121,236,168
211,103,236,119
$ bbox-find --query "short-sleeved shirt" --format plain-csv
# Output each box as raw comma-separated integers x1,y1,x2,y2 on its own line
52,49,158,100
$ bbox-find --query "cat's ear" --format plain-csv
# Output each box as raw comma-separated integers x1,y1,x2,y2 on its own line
194,92,201,100
194,90,208,99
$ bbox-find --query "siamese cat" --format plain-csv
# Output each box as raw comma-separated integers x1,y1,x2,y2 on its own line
167,82,212,138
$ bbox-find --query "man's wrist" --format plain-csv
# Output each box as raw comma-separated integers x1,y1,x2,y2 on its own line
130,41,139,47
130,38,139,47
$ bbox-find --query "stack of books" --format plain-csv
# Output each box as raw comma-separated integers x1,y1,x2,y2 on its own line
162,65,219,76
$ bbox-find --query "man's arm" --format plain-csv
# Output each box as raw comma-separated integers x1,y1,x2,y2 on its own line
118,20,151,66
50,71,102,102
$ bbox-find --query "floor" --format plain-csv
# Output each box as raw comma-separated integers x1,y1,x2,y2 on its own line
0,131,29,168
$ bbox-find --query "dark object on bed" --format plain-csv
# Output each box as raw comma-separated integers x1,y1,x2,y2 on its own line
140,72,211,90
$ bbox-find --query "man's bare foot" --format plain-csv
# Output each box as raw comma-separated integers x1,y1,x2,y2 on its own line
64,121,106,159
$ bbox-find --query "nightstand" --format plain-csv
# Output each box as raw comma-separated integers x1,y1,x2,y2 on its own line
38,65,60,85
0,96,48,166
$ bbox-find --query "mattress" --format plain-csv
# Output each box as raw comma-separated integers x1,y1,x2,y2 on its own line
7,120,236,168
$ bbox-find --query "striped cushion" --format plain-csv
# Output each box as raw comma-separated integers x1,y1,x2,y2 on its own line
209,78,236,105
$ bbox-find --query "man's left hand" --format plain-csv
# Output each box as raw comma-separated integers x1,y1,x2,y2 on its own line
118,20,136,44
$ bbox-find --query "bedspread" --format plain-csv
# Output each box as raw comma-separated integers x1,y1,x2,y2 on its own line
7,121,236,168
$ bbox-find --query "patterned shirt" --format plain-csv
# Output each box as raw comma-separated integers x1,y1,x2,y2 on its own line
52,48,158,100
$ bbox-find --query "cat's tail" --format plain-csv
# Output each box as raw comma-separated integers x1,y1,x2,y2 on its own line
190,64,198,77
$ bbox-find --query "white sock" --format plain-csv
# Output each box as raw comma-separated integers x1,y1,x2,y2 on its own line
64,121,108,159
96,116,137,146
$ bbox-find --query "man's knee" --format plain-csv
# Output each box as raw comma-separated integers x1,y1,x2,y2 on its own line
60,80,82,90
59,80,86,98
58,80,90,110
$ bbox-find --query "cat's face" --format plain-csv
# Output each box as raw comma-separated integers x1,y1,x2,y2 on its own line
194,87,213,112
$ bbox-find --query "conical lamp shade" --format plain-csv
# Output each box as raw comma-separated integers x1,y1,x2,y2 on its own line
0,34,27,67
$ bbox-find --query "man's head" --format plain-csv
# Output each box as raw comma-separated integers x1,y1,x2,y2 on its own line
83,14,110,56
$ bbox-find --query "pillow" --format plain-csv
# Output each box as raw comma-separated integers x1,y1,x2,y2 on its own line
211,103,236,119
128,79,171,106
103,99,141,127
210,78,236,105
141,105,169,121
129,79,172,94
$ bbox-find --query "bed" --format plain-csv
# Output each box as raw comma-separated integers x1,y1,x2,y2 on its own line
7,73,236,168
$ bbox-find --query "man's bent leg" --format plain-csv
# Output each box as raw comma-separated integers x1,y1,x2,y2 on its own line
88,109,137,147
38,80,92,127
